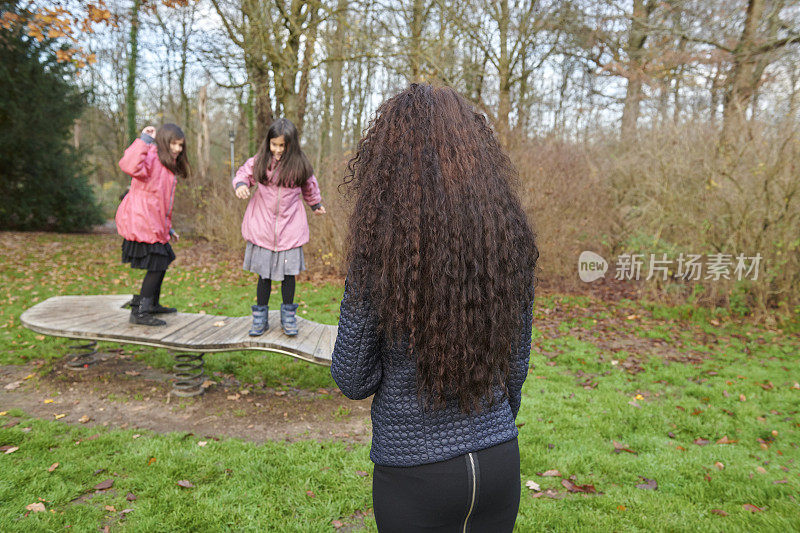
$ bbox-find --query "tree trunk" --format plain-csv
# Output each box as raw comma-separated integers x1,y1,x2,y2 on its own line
196,85,209,180
496,0,511,144
329,0,347,152
620,0,651,139
723,0,765,132
126,0,141,143
409,0,424,81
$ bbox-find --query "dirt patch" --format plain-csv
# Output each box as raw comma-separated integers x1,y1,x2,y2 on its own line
0,354,372,444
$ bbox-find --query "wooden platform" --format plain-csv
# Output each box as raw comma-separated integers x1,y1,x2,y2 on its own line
20,295,337,366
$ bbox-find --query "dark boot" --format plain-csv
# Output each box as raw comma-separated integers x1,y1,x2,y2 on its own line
130,296,166,326
248,305,269,336
151,302,177,314
153,282,176,313
280,303,299,336
121,294,141,310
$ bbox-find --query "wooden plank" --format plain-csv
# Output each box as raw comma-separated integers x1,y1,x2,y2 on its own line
160,315,221,346
21,295,336,365
295,321,325,356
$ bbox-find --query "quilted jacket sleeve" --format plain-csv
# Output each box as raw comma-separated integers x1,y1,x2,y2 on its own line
330,278,382,400
507,283,535,418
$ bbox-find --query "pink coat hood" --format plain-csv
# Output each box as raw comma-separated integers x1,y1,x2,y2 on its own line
115,138,177,244
233,156,322,251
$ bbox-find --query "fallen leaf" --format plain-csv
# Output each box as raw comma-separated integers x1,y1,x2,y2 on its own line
693,438,710,446
791,382,799,390
94,479,114,490
121,508,134,515
742,504,762,512
0,411,6,416
628,401,641,408
4,381,21,390
104,505,116,512
24,374,35,380
714,462,724,470
213,321,226,327
525,480,541,491
48,463,59,472
78,415,90,424
756,466,767,474
198,441,207,447
332,520,344,529
716,436,737,445
26,502,45,512
132,434,141,439
227,394,240,401
126,492,137,501
537,469,561,477
531,488,565,499
306,490,316,497
147,457,156,465
773,479,788,484
355,470,369,477
636,477,658,490
612,440,637,454
739,394,746,402
710,509,728,516
54,414,65,420
177,480,194,488
617,505,626,511
561,478,597,493
201,380,217,388
43,399,54,404
124,371,140,376
4,446,19,454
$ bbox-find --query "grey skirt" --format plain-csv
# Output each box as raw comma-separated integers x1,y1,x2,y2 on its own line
243,242,305,281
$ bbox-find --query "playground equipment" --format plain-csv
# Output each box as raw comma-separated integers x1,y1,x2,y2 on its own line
21,295,336,397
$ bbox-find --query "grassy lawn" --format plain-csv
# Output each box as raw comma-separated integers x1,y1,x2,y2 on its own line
2,232,800,531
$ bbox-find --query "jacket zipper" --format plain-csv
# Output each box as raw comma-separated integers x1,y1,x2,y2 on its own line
273,185,281,251
463,453,477,533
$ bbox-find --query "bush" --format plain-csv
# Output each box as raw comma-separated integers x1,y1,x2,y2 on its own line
0,15,103,231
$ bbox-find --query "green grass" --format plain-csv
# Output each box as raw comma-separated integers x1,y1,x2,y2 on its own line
0,415,373,531
2,232,800,531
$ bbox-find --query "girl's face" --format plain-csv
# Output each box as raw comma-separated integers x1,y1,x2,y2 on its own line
269,135,286,161
170,138,185,158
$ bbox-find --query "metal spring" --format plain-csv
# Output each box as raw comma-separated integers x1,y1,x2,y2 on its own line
172,352,206,397
65,340,98,370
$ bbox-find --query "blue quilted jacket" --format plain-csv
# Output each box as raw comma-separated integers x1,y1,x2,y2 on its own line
331,278,535,467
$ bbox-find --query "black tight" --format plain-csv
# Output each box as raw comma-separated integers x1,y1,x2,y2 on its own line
140,270,166,302
257,275,295,306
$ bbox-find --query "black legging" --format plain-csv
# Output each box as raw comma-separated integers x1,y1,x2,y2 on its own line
140,270,166,303
372,438,521,532
257,275,295,306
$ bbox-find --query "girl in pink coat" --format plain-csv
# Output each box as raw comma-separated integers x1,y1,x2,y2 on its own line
116,124,188,326
233,118,325,336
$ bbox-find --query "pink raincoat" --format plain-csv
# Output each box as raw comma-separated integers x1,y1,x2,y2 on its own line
115,139,176,244
233,156,322,251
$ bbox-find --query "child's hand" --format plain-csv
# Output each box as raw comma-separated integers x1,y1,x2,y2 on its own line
313,205,326,215
235,185,251,199
141,126,156,138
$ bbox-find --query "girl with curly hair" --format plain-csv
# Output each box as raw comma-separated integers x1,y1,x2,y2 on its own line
331,84,538,532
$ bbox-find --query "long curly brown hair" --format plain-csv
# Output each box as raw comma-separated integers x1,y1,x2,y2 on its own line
343,84,539,413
